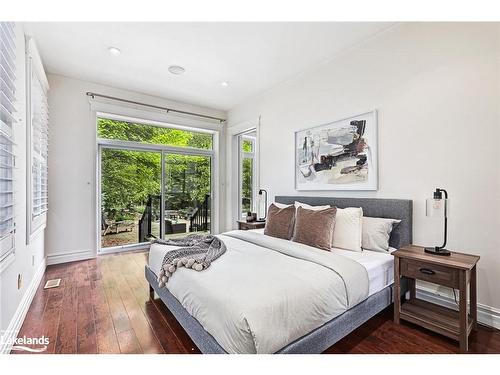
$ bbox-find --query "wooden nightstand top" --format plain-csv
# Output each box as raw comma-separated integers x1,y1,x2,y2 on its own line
237,220,266,230
393,245,480,270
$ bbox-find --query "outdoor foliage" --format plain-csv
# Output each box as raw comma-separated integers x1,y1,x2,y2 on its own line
98,118,212,220
241,139,254,213
242,139,252,153
241,158,253,212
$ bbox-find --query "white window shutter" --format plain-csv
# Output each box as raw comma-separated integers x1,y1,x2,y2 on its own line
0,22,16,262
26,36,49,241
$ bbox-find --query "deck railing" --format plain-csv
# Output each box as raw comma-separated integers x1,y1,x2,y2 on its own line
189,194,210,232
138,194,210,243
138,195,160,243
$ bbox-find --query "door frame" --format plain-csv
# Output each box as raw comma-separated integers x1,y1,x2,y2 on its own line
95,115,218,255
238,134,257,220
226,118,260,230
97,143,162,254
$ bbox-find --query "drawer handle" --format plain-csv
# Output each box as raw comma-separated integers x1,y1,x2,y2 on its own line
419,268,436,275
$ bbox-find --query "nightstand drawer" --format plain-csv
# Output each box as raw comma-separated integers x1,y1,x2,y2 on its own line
400,259,459,288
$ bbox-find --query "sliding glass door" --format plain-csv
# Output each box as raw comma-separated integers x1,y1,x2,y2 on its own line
99,147,212,250
97,116,216,252
163,153,211,239
100,148,161,249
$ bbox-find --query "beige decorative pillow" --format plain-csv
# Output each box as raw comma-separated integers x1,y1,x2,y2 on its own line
332,207,363,252
264,203,296,240
292,206,337,250
362,217,401,252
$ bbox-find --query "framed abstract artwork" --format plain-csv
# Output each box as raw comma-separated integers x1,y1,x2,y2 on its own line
295,110,378,191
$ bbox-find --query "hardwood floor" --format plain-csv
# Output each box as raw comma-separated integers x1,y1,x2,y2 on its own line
12,251,500,354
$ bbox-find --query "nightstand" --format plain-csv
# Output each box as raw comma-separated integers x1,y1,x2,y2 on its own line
237,220,266,230
393,245,480,353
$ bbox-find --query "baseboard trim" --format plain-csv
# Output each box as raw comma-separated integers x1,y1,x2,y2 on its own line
416,286,500,330
46,249,95,265
98,243,149,255
0,257,46,354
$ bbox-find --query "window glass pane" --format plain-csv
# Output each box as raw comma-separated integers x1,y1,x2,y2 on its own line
241,157,253,216
97,118,213,150
241,139,253,153
164,154,211,239
101,148,161,248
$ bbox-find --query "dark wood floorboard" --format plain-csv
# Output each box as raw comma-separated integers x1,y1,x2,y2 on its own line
54,262,78,354
12,250,500,354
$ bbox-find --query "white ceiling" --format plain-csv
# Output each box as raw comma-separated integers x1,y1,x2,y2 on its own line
24,22,393,111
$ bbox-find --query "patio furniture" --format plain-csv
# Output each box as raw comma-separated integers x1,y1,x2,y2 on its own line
165,219,187,235
102,212,135,235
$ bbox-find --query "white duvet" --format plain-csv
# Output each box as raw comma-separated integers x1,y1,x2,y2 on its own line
148,230,369,354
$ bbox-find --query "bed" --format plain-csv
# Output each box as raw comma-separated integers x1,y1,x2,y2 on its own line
145,196,412,354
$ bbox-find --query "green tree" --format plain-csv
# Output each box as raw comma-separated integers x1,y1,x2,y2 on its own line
98,119,212,220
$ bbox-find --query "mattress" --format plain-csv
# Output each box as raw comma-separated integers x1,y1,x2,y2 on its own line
149,229,394,298
330,247,395,296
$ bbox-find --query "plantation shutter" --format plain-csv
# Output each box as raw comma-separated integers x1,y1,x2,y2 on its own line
27,37,49,239
30,62,48,217
0,22,16,262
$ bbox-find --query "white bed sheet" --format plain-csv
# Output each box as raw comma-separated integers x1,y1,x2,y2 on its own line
149,229,394,298
329,247,394,296
246,228,394,297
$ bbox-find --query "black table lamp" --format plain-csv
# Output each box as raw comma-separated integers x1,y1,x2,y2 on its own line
424,188,451,256
257,189,267,222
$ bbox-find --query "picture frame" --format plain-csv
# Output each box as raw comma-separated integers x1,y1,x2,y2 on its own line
294,110,378,191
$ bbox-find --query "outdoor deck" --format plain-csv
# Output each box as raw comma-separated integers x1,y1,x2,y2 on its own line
101,220,210,248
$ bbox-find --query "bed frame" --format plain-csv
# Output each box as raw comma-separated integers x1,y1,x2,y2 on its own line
145,196,413,354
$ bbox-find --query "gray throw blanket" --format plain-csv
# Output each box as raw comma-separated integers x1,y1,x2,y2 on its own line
154,234,226,288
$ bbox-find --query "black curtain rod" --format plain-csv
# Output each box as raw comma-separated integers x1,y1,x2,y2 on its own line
86,92,226,123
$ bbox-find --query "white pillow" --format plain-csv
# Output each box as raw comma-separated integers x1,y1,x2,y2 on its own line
273,202,292,209
332,207,363,252
294,201,331,211
362,217,401,253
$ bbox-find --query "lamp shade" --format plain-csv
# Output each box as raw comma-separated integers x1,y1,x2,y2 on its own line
426,198,449,217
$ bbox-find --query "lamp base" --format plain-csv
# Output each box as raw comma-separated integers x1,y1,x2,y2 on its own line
424,247,451,256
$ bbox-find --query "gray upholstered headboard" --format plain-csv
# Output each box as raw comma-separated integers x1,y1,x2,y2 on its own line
275,196,413,249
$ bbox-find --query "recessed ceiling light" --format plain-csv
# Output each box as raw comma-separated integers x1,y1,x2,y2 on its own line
221,81,229,87
108,46,121,56
168,65,186,75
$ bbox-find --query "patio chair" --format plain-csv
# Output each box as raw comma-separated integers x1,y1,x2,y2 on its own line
101,212,135,235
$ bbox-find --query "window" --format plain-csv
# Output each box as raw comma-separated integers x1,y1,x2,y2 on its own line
26,37,49,240
97,118,213,150
238,132,257,219
96,116,216,251
0,22,16,263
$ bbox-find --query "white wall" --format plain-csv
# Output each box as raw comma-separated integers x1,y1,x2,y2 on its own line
0,24,46,337
227,23,500,313
46,74,226,264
